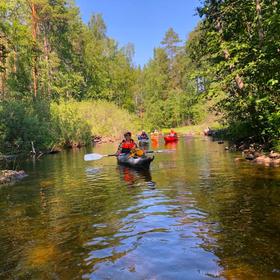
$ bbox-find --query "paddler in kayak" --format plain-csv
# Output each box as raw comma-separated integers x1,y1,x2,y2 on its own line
164,128,178,144
138,130,149,140
117,131,145,158
117,131,137,155
116,131,154,169
169,128,177,137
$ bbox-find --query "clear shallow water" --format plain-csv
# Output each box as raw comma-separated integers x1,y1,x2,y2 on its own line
0,137,280,279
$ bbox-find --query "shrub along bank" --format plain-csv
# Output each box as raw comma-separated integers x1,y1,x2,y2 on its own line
0,100,141,156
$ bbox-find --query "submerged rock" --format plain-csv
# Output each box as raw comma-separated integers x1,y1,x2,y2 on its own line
0,170,27,186
269,151,280,159
254,155,280,167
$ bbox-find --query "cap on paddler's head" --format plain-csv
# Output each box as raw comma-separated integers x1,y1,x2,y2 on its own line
124,131,132,137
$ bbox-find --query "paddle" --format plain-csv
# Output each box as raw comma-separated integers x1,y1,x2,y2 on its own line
84,149,173,161
84,153,116,161
146,149,174,154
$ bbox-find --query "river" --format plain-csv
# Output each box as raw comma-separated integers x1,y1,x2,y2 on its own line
0,137,279,279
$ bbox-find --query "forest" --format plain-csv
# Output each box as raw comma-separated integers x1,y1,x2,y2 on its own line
0,0,279,155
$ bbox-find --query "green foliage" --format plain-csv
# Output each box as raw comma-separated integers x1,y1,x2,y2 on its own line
139,27,207,129
272,140,280,153
0,100,54,153
192,0,280,143
0,0,140,154
1,1,136,109
0,100,132,153
80,13,136,109
73,100,141,137
161,27,182,60
226,121,256,142
2,0,278,156
51,102,92,147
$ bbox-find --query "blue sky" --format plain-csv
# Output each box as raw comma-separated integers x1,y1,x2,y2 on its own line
75,0,200,66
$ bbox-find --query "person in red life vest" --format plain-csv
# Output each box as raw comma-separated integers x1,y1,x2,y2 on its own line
169,128,177,137
117,131,137,155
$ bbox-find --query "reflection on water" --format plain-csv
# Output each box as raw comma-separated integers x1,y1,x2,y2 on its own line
118,165,154,188
164,141,178,150
151,138,159,149
0,138,279,279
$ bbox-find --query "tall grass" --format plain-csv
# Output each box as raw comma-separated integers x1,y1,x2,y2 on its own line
75,100,141,138
52,100,141,141
51,102,92,146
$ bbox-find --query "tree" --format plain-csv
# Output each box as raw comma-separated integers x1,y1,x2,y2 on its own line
139,27,204,129
193,0,280,142
88,13,106,40
161,27,181,60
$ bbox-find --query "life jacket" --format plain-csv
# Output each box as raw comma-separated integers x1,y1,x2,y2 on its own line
120,139,136,153
170,130,177,137
140,133,148,139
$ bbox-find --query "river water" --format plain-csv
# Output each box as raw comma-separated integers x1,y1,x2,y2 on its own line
0,137,279,279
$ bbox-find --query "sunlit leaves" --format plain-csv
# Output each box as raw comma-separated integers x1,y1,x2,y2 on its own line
192,0,280,142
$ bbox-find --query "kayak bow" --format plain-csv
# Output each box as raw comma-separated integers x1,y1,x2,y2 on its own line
138,138,149,146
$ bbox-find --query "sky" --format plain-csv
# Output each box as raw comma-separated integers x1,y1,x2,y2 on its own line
75,0,200,66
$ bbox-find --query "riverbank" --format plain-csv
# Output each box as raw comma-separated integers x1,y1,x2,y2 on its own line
162,124,280,167
92,135,121,144
238,147,280,167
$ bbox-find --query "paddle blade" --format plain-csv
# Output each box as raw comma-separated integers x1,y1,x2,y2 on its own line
84,153,104,161
157,149,175,153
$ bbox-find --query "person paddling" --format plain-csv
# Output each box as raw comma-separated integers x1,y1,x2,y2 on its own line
138,130,149,140
117,131,137,155
169,128,177,137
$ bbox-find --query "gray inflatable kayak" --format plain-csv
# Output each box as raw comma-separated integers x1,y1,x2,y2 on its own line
117,153,154,169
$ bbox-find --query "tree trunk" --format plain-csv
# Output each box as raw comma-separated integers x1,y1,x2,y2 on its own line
43,31,50,96
0,39,7,100
31,2,38,98
12,49,17,73
0,72,6,100
256,0,264,45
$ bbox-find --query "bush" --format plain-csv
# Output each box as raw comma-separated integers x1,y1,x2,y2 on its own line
0,100,54,154
0,99,142,155
51,102,92,147
225,121,256,142
74,100,141,137
272,140,280,152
